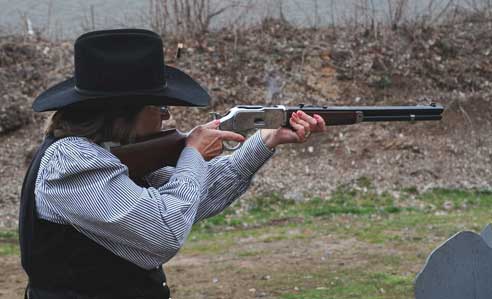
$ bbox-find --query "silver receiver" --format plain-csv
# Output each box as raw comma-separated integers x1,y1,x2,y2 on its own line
219,105,287,132
211,103,443,151
217,105,287,151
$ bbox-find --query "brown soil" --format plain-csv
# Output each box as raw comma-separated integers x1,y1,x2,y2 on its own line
0,234,381,299
0,256,26,298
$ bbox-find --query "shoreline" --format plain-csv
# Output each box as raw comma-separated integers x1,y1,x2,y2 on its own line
0,0,481,40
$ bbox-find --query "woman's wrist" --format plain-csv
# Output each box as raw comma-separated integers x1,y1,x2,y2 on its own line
260,129,279,150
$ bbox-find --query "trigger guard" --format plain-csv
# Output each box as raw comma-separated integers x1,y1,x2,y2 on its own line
222,131,248,151
223,141,243,151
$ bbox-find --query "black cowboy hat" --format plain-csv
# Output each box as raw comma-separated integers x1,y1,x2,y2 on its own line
32,28,210,112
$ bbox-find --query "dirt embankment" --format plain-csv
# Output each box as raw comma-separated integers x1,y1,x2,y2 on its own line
1,16,491,228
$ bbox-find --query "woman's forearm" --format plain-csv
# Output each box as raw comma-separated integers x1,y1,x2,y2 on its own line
193,131,275,223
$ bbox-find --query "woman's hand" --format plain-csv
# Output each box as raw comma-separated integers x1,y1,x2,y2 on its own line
261,111,326,149
186,120,245,160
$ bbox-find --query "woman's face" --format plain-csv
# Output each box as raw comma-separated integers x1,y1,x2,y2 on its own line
134,105,170,138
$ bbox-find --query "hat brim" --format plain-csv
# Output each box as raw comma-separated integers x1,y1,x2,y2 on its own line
32,65,210,112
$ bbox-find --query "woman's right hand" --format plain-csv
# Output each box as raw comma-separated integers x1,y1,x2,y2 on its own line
186,120,245,160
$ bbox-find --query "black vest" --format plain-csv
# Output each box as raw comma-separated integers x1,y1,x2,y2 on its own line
19,136,171,299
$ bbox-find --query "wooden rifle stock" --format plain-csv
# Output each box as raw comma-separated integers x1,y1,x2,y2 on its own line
109,104,443,180
110,129,187,179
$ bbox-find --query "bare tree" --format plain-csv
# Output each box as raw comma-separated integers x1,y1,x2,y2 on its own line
408,0,458,27
463,0,492,17
148,0,242,38
387,0,409,29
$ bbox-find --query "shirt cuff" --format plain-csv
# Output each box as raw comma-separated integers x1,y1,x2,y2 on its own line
230,130,275,179
172,147,208,186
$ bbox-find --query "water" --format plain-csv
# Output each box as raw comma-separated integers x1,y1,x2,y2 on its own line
0,0,149,39
0,0,468,39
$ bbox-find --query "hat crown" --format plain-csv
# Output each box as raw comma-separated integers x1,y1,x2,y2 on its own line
74,29,166,93
32,28,210,112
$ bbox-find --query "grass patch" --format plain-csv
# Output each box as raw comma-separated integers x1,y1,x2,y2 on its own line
194,187,492,239
0,230,19,256
0,230,18,239
182,187,492,261
180,187,491,298
279,271,414,299
416,188,492,210
0,243,19,256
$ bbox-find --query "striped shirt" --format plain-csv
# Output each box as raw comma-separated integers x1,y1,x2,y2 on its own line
34,131,274,270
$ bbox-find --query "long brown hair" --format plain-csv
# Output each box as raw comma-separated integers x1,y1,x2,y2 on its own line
44,104,144,145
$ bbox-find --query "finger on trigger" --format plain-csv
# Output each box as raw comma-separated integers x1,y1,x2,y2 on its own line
219,130,245,142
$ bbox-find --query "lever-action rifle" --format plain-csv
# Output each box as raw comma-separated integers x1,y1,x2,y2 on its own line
111,103,444,179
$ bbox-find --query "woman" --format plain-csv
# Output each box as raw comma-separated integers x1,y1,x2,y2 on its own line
20,29,325,299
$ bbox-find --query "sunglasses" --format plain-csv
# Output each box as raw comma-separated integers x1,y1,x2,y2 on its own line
160,106,169,114
147,105,170,119
160,106,170,120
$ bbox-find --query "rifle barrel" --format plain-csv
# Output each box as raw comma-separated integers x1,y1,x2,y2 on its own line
362,115,442,122
285,103,444,126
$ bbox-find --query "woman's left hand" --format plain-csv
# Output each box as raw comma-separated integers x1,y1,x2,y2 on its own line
260,110,326,149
